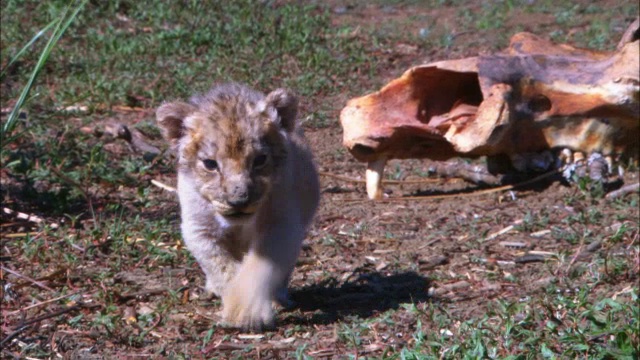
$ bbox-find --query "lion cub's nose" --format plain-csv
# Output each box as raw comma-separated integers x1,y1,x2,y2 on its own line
227,186,250,209
227,197,249,209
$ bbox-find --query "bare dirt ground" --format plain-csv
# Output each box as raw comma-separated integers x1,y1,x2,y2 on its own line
1,1,638,359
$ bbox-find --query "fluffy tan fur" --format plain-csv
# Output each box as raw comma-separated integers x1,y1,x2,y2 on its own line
156,83,319,331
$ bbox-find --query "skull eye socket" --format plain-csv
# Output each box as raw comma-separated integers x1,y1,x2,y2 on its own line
202,159,218,171
253,154,268,169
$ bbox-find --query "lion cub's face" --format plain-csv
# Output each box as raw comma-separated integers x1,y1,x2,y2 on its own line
157,83,298,223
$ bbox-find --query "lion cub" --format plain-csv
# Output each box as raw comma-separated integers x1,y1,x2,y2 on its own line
156,83,319,331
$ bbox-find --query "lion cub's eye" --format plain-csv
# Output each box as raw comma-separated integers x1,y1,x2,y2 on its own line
252,154,268,169
202,159,218,171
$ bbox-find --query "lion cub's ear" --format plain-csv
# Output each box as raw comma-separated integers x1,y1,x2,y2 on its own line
156,101,197,146
264,89,298,133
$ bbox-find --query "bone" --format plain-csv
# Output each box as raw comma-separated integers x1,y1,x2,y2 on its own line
429,161,502,185
606,182,640,200
587,152,608,182
366,158,387,200
340,19,639,195
573,151,586,163
605,155,614,175
558,148,573,165
571,151,589,179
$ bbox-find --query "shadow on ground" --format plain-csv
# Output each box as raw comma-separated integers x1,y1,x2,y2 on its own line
285,271,431,326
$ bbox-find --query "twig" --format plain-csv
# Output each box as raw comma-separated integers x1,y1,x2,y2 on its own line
18,305,84,328
530,229,551,238
308,349,336,357
2,208,59,229
2,232,36,238
117,286,187,302
432,281,471,296
428,161,502,185
58,104,148,113
151,179,176,193
514,254,548,264
1,266,54,292
606,182,639,200
575,240,603,260
5,292,79,316
319,171,442,184
499,241,529,248
612,286,634,300
485,220,524,241
0,304,83,347
564,233,587,273
346,168,560,203
203,341,249,354
527,250,558,256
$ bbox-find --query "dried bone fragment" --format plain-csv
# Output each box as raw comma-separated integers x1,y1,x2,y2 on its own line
340,19,640,199
366,158,387,199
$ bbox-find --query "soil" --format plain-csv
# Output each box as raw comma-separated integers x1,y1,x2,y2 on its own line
1,1,638,359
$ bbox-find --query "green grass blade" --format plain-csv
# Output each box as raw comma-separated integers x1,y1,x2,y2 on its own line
0,19,58,80
1,0,88,142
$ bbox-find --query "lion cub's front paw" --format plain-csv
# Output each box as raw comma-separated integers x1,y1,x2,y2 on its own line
222,280,274,332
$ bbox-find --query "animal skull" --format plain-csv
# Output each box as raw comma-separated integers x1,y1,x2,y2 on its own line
340,19,639,199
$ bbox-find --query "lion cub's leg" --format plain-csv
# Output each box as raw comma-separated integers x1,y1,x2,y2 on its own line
181,232,239,298
221,252,280,331
179,209,243,298
222,221,304,331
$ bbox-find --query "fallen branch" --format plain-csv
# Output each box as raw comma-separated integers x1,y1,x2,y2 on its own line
117,286,187,302
1,266,54,292
2,208,59,229
5,292,79,316
428,161,502,185
319,171,442,184
345,168,560,202
606,182,639,200
0,303,96,347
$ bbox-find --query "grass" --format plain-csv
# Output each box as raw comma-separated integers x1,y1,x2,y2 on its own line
1,0,639,358
1,0,375,117
1,0,87,146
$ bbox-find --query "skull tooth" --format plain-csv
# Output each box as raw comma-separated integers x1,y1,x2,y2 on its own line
573,151,586,164
558,148,573,165
366,158,387,200
605,155,614,174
